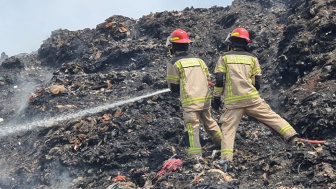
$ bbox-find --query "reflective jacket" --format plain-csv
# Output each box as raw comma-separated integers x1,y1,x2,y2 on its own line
214,49,262,109
167,52,212,111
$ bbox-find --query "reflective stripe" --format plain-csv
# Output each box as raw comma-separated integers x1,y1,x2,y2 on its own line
170,37,179,41
167,75,179,82
249,57,255,78
198,59,209,75
187,122,201,154
217,65,227,72
279,124,293,135
223,56,233,97
251,57,255,67
226,55,254,65
180,58,201,68
182,96,212,106
231,32,239,36
188,148,202,154
224,91,260,103
214,87,223,93
187,123,194,148
211,131,222,140
221,148,233,155
175,61,188,100
252,67,261,74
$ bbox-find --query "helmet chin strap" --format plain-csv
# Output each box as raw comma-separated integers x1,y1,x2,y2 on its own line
168,49,176,55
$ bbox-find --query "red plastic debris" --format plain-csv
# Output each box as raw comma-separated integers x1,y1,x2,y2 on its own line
28,92,41,101
112,175,126,182
29,96,34,101
199,51,207,56
72,142,80,151
155,157,183,179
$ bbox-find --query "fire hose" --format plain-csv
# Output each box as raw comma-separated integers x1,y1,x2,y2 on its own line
208,81,215,87
298,138,326,144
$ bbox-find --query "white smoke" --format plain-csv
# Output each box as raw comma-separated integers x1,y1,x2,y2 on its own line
48,161,73,189
15,72,53,117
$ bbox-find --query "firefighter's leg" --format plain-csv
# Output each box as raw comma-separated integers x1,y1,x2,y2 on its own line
219,108,244,161
183,110,202,158
245,100,298,140
199,108,222,146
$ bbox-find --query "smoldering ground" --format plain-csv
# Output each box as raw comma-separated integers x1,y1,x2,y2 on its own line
0,0,336,188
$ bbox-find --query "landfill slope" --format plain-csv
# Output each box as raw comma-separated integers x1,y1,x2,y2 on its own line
0,0,336,188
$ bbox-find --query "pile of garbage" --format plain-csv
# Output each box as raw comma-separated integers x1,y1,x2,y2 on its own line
0,0,335,188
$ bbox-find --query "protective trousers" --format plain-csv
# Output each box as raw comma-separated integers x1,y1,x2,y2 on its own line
220,100,297,161
183,108,222,157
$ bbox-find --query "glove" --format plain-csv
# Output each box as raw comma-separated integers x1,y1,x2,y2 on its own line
289,135,305,147
212,98,221,110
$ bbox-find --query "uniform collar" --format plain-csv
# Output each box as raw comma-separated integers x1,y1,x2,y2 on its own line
175,51,189,57
232,47,246,51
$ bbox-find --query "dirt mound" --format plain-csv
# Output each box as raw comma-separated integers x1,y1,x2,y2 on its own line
0,0,336,188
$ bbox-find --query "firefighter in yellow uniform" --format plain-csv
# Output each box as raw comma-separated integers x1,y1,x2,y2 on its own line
212,28,302,170
166,29,223,159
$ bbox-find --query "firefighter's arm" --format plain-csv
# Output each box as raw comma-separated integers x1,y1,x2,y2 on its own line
170,84,180,93
212,58,226,110
251,58,262,91
254,75,261,91
166,63,180,94
213,57,225,97
212,72,226,110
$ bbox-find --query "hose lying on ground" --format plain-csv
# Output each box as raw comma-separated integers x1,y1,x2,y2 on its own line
298,138,326,144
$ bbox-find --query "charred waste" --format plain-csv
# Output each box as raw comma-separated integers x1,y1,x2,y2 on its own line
0,0,336,188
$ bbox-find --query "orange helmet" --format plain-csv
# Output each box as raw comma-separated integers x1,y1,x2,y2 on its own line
229,28,252,43
169,29,192,43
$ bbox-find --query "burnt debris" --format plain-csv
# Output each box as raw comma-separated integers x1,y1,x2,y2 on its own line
0,0,336,188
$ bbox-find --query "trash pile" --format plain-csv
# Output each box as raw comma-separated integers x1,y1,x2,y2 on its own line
0,0,335,188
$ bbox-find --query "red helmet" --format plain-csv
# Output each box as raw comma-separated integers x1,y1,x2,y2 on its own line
229,28,252,43
169,29,192,43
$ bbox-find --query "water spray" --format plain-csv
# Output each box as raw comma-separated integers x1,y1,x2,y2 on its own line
0,88,171,136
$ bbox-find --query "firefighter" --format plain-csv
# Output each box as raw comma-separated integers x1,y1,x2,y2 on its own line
166,29,223,160
212,27,303,170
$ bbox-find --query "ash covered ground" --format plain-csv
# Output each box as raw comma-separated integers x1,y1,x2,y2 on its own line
0,0,336,188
